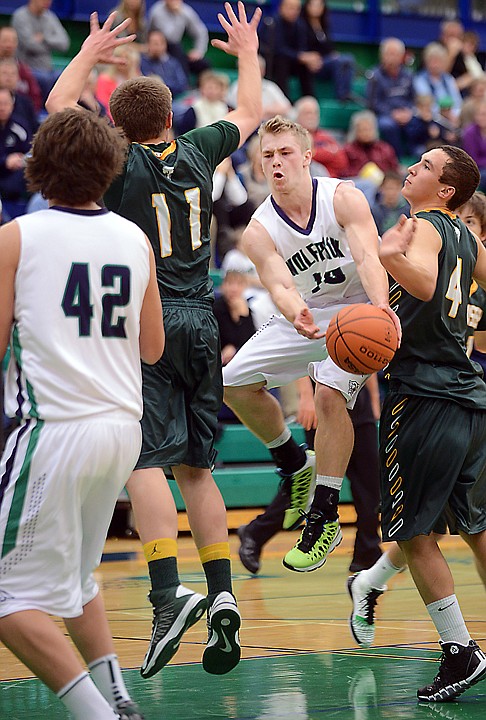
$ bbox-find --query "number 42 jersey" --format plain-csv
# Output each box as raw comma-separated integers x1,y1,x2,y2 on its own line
4,208,150,423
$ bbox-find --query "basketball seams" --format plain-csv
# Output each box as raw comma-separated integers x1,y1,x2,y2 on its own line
326,302,398,374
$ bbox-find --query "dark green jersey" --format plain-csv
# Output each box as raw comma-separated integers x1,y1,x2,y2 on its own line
104,121,240,299
387,209,486,408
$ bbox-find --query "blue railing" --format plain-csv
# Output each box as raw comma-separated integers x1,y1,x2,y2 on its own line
1,1,485,50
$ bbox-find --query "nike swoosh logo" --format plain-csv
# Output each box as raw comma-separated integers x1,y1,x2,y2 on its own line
438,602,455,612
219,627,233,653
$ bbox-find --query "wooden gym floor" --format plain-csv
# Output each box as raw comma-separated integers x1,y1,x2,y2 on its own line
1,515,485,719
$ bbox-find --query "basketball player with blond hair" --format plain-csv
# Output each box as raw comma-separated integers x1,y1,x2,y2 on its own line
223,114,413,572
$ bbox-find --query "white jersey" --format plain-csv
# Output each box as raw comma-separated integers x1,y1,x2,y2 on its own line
4,207,150,422
252,176,368,309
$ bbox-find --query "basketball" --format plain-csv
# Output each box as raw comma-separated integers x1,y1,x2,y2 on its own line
326,304,398,374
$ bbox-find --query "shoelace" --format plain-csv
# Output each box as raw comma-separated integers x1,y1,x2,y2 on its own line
296,511,326,552
357,589,382,625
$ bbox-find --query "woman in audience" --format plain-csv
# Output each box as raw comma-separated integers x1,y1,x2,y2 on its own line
111,0,147,49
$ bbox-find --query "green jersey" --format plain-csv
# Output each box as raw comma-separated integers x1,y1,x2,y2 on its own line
387,208,486,408
104,120,240,300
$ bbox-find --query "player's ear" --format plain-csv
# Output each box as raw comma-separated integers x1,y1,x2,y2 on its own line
166,111,173,130
439,185,455,199
303,148,312,167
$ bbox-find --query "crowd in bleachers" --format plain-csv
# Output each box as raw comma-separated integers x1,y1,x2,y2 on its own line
1,2,486,241
0,7,481,283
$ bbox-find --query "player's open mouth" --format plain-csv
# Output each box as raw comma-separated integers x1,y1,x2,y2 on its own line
273,172,284,179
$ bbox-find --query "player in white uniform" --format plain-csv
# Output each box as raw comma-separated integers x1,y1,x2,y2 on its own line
0,107,164,720
224,115,411,572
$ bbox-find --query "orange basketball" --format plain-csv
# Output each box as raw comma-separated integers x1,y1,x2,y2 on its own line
326,304,398,374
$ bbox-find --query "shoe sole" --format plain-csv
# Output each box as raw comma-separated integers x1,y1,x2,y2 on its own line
203,605,241,675
140,594,207,679
417,656,486,702
346,575,373,648
282,528,343,572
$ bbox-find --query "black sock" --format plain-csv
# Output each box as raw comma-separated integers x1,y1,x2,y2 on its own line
313,485,340,521
148,557,179,598
203,558,232,599
270,437,306,475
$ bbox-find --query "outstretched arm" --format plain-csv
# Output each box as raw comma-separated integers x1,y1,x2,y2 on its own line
46,12,135,113
0,222,20,361
242,219,324,339
216,2,262,147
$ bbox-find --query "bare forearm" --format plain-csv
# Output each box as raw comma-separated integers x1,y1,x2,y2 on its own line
46,50,95,112
380,253,435,301
356,256,391,307
270,283,307,324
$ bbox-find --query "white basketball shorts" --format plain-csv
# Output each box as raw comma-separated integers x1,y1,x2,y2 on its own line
0,417,141,618
223,303,369,409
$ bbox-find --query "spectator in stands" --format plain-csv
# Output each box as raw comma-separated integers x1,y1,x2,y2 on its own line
176,70,229,133
460,75,486,129
371,170,409,236
258,0,314,100
294,95,348,178
214,269,257,368
95,45,141,121
342,110,400,203
147,0,210,78
414,42,462,124
226,55,292,121
0,26,42,115
408,93,455,156
77,69,108,117
12,0,70,103
300,0,356,103
141,29,188,98
366,37,417,158
0,58,39,137
111,0,147,49
238,134,271,208
212,156,255,263
461,100,486,191
438,20,484,97
0,87,32,217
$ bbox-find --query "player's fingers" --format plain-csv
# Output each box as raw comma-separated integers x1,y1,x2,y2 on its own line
217,12,233,35
224,2,239,26
110,17,132,36
89,12,99,33
102,11,118,31
249,6,263,29
237,1,248,24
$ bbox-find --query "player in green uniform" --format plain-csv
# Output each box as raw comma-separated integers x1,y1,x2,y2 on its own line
378,146,486,702
46,3,262,678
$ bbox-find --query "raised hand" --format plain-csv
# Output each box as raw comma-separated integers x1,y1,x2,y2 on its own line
211,2,261,58
380,214,417,259
81,11,136,65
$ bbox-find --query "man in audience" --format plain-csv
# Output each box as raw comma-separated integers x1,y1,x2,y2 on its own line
12,0,70,103
366,37,417,158
0,26,42,115
141,29,188,98
294,95,348,178
147,0,210,77
0,58,39,136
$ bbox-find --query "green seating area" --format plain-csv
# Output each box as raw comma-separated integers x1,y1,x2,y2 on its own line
167,423,353,511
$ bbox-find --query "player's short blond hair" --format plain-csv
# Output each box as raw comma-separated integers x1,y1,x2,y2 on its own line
258,115,312,152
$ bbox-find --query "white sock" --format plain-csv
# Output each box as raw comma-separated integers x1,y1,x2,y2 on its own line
57,672,118,720
427,594,471,645
88,653,130,709
316,474,343,491
357,551,402,590
265,426,292,449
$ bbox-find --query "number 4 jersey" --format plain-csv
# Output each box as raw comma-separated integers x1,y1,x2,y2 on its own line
252,176,368,308
386,208,486,409
4,207,150,422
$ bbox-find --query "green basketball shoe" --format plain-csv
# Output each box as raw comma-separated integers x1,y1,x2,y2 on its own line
280,449,316,530
283,511,342,572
